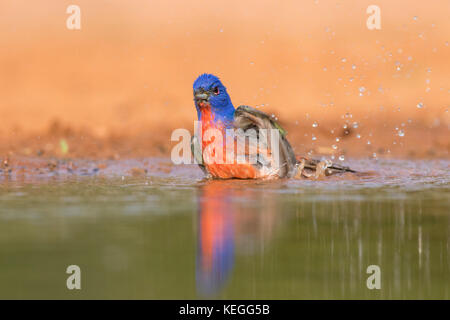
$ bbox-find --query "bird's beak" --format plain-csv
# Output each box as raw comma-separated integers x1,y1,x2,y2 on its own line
194,92,209,103
194,91,210,105
195,92,209,100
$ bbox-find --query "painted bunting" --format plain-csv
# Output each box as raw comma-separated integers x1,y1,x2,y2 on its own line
191,73,354,179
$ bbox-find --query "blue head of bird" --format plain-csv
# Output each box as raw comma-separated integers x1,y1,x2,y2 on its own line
193,74,235,125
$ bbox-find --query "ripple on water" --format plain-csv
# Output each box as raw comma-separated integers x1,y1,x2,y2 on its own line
0,158,449,192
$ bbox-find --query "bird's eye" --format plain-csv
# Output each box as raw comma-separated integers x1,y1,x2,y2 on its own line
213,87,219,95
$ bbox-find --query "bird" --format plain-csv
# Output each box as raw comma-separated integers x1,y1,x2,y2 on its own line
191,73,355,179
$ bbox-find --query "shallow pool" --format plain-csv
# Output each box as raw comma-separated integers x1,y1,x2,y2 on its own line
0,158,449,299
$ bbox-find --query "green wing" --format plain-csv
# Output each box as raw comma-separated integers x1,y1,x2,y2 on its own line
234,105,356,178
233,105,298,178
234,105,288,137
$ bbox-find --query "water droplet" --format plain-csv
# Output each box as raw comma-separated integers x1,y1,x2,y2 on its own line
312,135,317,141
413,16,418,21
352,64,356,70
352,122,359,129
339,155,345,161
336,137,340,142
398,130,405,137
359,87,366,96
312,122,318,128
341,58,347,63
356,134,361,139
367,140,371,145
332,144,337,150
417,102,424,109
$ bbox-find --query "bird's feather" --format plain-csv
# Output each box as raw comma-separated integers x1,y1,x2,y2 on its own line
191,135,209,176
296,156,356,177
233,105,298,178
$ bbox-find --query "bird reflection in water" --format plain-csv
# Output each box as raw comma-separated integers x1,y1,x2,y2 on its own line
196,180,282,296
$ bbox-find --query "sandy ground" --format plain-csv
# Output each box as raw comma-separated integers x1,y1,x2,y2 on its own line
0,0,449,161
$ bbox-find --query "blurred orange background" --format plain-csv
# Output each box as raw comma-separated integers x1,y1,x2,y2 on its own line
0,0,448,159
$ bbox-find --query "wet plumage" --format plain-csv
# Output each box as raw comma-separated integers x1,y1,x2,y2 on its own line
191,73,354,179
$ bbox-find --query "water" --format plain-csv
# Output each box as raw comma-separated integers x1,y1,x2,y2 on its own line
0,158,449,299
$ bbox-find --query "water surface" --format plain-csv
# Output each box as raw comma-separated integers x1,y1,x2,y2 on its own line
0,158,449,299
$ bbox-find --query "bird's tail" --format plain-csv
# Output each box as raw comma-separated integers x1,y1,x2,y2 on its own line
294,156,356,178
